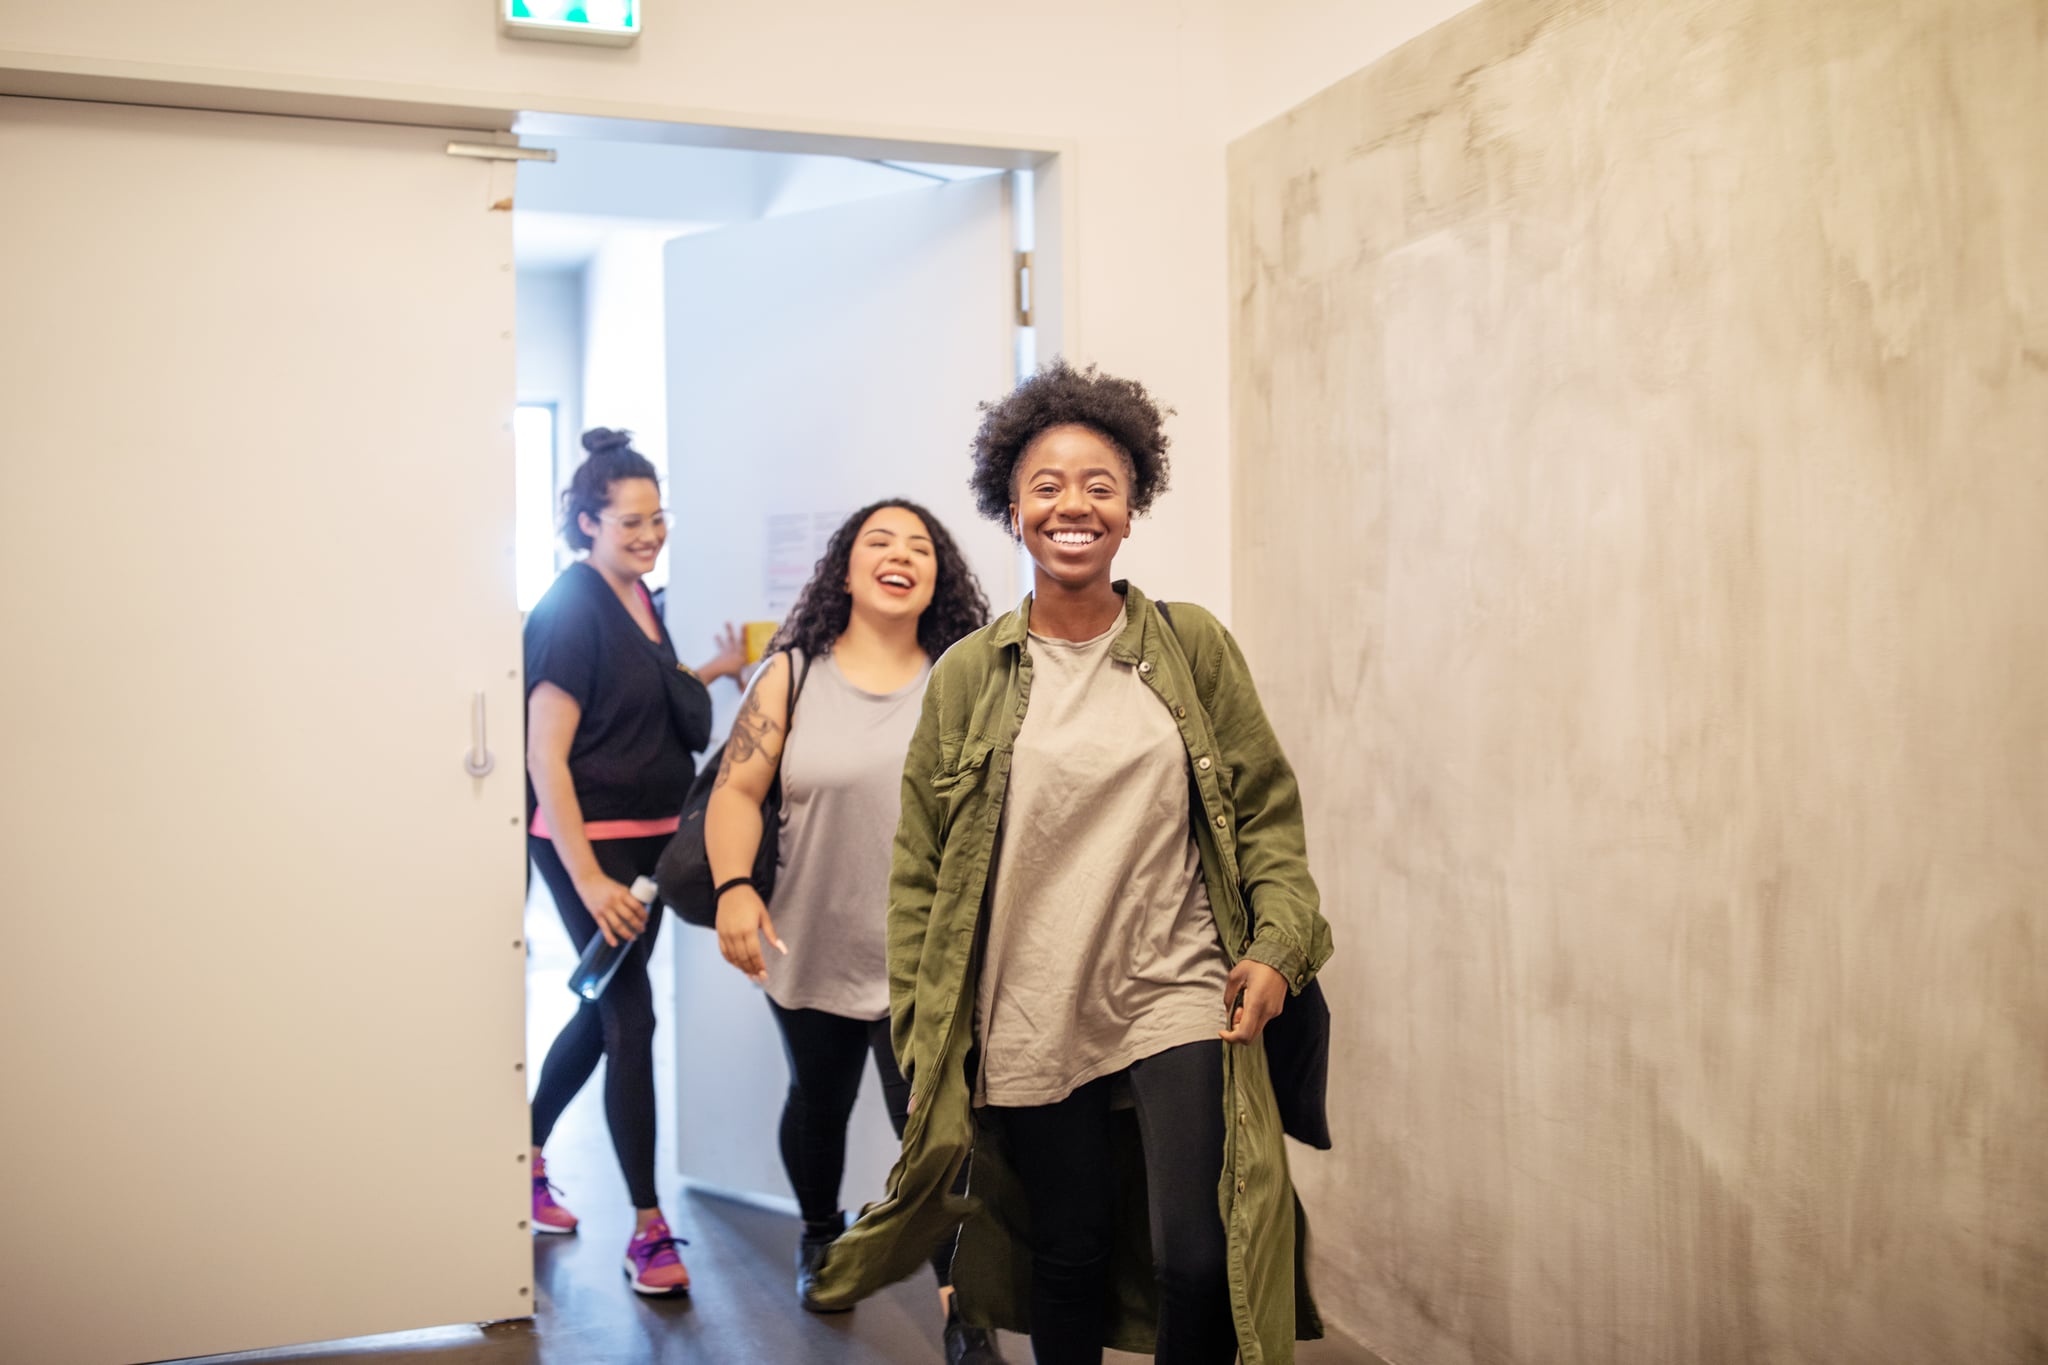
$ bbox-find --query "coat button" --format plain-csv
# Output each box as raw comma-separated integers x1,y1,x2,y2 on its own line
1239,1108,1248,1125
1138,660,1152,675
1198,756,1213,771
1175,705,1187,718
1236,1177,1247,1194
1214,814,1228,828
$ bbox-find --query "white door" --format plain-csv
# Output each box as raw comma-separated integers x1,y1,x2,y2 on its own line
660,174,1017,1206
0,98,528,1363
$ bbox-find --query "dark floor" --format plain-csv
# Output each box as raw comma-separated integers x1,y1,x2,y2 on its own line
164,888,1386,1365
168,1126,1001,1365
167,1177,1383,1364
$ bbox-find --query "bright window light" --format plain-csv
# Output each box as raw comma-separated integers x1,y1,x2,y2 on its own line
515,403,560,611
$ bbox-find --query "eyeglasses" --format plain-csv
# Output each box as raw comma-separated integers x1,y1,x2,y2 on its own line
597,510,673,535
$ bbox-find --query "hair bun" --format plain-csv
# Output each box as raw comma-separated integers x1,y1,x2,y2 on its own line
582,427,635,456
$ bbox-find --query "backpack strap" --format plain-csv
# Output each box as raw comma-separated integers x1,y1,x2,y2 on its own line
782,646,815,716
1154,599,1191,683
783,646,814,732
763,647,814,786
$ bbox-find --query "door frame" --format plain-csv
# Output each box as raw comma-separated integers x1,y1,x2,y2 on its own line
0,49,1073,365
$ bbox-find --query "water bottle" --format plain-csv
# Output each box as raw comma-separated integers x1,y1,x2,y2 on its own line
567,875,660,1001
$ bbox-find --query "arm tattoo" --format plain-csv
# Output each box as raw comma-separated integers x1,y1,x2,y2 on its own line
713,681,783,792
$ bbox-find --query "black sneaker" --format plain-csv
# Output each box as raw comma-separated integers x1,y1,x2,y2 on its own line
944,1302,1006,1364
796,1213,851,1313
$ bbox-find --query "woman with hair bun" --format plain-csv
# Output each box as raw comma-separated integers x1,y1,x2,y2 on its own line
522,428,745,1296
705,498,1003,1363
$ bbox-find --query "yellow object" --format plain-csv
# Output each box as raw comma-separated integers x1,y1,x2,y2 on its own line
743,620,779,664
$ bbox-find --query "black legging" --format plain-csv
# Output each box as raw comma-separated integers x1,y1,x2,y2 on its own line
767,997,952,1285
993,1039,1237,1365
528,833,669,1212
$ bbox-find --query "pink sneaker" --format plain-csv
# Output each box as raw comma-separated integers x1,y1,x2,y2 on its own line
530,1156,578,1235
624,1217,691,1296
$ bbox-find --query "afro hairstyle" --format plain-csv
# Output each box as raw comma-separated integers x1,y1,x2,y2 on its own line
967,359,1173,536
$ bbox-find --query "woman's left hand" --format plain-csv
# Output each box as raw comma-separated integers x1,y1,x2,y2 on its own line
1219,958,1288,1043
694,622,748,685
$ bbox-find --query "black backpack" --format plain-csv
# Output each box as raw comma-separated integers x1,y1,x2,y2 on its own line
655,649,813,928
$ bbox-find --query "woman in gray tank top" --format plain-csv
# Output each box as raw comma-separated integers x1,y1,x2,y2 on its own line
703,499,1001,1364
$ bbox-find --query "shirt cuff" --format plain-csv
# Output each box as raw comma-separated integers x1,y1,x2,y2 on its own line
1244,933,1312,994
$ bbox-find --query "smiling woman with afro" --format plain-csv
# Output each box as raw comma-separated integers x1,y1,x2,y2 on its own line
808,359,1338,1365
967,358,1173,532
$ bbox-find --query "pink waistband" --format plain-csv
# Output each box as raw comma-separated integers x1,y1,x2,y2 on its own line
530,810,680,841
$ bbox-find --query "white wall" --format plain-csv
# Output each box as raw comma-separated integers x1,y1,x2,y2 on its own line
515,266,584,484
578,230,672,587
1211,0,1493,137
0,2,1199,614
515,268,584,602
0,1,1497,618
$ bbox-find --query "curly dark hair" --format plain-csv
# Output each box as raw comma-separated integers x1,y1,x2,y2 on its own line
769,499,991,661
561,427,659,552
968,358,1173,536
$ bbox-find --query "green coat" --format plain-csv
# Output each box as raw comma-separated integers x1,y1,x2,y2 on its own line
809,583,1334,1363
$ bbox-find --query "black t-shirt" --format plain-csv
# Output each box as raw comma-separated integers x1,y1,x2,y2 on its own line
524,562,712,824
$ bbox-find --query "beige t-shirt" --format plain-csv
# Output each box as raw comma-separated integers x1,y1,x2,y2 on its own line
974,605,1232,1107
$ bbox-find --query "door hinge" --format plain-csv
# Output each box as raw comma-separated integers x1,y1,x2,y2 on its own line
1015,250,1034,327
445,142,558,164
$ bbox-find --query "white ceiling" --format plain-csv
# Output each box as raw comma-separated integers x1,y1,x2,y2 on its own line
511,135,1003,272
513,211,715,271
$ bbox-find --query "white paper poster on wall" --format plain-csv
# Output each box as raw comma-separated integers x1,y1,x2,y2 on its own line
765,510,850,616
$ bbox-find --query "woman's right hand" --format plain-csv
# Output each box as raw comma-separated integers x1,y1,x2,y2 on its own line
577,873,649,947
715,884,787,983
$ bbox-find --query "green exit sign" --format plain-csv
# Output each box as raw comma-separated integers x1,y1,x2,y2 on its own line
502,0,640,45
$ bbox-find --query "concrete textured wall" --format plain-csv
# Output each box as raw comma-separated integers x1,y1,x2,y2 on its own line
1228,1,2048,1362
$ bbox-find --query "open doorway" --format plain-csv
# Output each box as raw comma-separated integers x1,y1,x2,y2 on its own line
509,112,1052,1352
513,137,1032,610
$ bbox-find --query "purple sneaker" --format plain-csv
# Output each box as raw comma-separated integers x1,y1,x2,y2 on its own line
624,1216,691,1296
531,1155,578,1235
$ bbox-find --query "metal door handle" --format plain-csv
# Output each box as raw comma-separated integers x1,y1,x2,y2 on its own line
464,691,496,778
